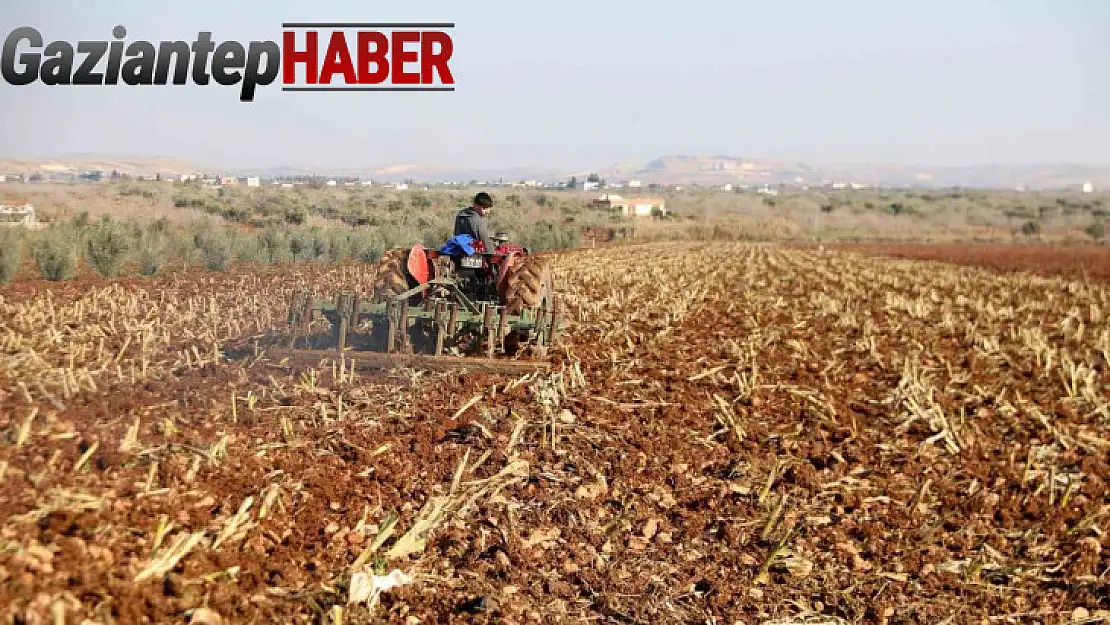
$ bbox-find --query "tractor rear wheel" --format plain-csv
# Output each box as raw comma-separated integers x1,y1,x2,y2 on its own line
372,248,415,303
504,254,558,359
503,254,553,316
500,255,551,357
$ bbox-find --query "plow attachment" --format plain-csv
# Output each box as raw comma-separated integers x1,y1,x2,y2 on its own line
263,348,551,375
281,274,563,374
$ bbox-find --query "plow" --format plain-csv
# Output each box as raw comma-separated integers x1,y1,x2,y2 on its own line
274,239,564,375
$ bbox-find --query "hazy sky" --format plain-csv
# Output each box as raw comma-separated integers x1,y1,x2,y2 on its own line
1,0,1108,170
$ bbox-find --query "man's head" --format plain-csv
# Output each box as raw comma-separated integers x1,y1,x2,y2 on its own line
473,192,494,213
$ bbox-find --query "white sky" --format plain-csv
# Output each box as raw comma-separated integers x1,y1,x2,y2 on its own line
1,0,1108,171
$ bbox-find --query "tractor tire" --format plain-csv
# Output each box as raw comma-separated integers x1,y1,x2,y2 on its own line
372,248,414,303
503,255,558,358
503,254,554,317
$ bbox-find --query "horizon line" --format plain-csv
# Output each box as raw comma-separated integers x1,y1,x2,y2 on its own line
5,153,1110,171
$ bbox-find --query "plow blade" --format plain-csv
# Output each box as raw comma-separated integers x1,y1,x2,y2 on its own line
265,348,550,375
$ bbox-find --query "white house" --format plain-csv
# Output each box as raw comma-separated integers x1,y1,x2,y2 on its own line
626,197,666,216
326,180,338,187
582,180,600,192
592,194,667,217
627,179,643,189
361,180,374,186
246,177,261,188
1083,181,1094,193
0,202,40,228
721,183,733,192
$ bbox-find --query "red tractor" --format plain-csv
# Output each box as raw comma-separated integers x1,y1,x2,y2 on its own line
286,234,562,371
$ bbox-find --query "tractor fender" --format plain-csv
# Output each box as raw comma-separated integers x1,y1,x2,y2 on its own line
407,244,432,285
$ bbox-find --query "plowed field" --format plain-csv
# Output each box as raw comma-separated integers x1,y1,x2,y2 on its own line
827,243,1110,284
2,243,1108,625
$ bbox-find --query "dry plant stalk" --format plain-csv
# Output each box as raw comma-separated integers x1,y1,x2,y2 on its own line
134,531,206,582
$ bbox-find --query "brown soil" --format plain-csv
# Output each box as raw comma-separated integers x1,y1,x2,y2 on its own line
818,242,1110,283
2,243,1108,624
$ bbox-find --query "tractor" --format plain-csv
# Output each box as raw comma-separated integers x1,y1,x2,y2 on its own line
279,234,562,374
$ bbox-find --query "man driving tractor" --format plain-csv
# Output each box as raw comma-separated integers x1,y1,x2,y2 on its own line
454,192,496,253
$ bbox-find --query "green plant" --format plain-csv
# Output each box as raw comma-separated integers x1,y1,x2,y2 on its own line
308,229,327,261
289,231,308,261
231,236,255,262
0,228,22,284
284,207,308,225
137,231,166,276
150,217,172,234
518,221,580,251
352,230,386,263
410,192,433,208
326,230,353,263
195,229,233,271
420,223,454,250
83,217,133,277
119,184,156,199
1085,221,1105,242
167,232,200,269
34,226,78,281
259,228,291,262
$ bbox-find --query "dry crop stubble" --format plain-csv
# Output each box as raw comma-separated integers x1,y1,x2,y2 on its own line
0,243,1107,624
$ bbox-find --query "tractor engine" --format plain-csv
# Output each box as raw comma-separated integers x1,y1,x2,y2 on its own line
451,256,502,302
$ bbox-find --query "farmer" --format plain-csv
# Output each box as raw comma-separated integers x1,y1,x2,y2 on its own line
454,192,496,253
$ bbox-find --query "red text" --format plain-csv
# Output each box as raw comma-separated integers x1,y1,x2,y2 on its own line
282,29,454,86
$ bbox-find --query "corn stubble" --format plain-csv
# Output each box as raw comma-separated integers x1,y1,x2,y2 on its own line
0,242,1108,624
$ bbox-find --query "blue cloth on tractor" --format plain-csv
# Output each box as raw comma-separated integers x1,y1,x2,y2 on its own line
439,234,476,256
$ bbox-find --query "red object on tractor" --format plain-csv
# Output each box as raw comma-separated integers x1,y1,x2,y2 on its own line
494,243,525,255
407,244,431,285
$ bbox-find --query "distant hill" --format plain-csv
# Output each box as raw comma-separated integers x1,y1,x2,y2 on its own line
590,156,1110,190
4,153,1110,190
222,163,568,184
0,155,202,177
238,156,1110,189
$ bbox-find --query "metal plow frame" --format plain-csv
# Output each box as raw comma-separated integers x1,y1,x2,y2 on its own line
280,277,562,374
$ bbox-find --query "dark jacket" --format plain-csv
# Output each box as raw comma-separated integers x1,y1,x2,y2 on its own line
453,206,494,252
